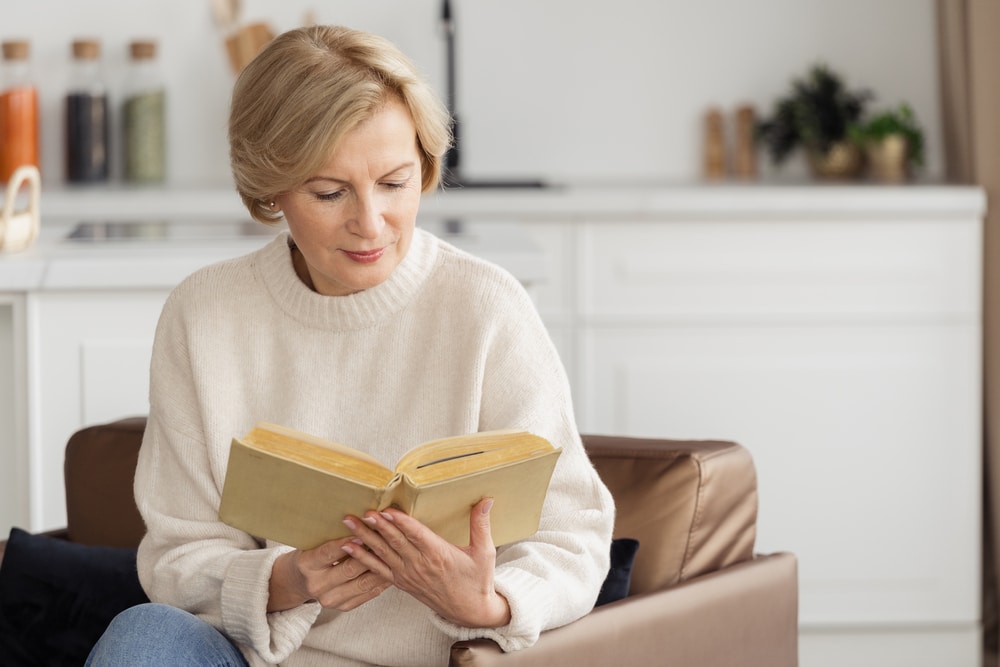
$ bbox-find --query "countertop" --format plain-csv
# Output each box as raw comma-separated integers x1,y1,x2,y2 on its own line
31,181,987,222
0,182,987,292
0,218,547,291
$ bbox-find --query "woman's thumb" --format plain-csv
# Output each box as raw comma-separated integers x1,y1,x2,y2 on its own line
470,497,496,552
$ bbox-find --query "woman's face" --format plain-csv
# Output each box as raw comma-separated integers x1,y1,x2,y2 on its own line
275,98,423,297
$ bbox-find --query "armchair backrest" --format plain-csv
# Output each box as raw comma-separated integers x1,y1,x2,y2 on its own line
581,435,757,596
64,417,146,548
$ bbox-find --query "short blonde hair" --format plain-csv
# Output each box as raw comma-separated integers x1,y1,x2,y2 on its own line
229,25,451,224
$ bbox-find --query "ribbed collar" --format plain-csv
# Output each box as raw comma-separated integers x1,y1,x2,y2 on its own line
254,228,439,331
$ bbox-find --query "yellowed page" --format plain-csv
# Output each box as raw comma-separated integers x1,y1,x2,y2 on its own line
387,448,562,546
395,430,555,484
248,422,390,487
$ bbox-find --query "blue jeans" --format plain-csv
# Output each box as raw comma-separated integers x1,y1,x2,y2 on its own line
85,603,250,667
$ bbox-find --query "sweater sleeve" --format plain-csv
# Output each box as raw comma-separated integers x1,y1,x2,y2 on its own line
430,275,615,651
135,289,320,664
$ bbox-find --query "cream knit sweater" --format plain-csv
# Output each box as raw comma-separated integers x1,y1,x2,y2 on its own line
134,229,615,667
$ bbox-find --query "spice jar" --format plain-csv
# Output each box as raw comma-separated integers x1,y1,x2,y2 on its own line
0,40,40,182
122,39,166,184
65,39,110,183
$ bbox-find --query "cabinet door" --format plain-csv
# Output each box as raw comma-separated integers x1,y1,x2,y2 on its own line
519,221,577,394
28,290,169,531
581,323,980,627
578,218,981,322
0,295,27,536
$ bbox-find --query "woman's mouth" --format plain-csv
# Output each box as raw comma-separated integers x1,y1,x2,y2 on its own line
342,247,386,264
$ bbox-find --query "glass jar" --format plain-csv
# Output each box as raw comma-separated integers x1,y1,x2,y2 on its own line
0,40,40,182
65,39,110,183
122,39,166,184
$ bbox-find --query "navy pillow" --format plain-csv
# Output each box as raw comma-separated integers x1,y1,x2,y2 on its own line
0,527,149,666
595,537,639,607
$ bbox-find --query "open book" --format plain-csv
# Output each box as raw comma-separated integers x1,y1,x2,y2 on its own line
218,423,562,550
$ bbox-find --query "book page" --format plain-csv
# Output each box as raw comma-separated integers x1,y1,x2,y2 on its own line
246,423,392,487
396,431,557,485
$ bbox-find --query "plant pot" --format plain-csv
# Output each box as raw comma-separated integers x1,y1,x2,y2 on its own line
865,134,909,183
807,141,865,180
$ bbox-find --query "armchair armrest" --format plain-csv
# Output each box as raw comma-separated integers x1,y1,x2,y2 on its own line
449,552,798,667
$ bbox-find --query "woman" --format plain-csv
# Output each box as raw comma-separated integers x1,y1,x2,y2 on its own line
87,25,614,667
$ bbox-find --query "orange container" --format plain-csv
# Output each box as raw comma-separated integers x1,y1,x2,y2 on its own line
0,85,39,182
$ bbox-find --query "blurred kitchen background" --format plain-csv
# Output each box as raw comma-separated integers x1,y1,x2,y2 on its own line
3,0,942,188
4,2,995,667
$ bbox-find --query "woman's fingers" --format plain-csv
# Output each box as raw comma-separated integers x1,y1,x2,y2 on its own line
293,536,393,611
339,501,510,627
314,563,391,609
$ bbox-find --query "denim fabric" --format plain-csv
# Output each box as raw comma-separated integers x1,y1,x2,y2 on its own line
85,603,249,667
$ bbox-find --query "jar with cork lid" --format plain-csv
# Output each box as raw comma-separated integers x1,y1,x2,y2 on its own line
122,39,166,184
65,38,110,183
0,39,39,182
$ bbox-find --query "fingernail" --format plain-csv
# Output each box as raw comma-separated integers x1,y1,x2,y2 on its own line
380,511,394,522
482,498,495,514
362,516,377,526
343,518,357,530
341,544,354,555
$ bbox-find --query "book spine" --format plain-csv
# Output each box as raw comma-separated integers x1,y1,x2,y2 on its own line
380,473,417,514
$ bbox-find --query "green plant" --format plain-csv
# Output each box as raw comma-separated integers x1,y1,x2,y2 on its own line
756,63,872,165
849,104,925,168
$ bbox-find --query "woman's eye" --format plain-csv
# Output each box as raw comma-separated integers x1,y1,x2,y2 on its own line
314,190,344,202
381,181,407,190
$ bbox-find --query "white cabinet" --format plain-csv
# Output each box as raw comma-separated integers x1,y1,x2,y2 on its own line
27,291,170,530
570,216,982,665
0,295,28,536
518,221,576,386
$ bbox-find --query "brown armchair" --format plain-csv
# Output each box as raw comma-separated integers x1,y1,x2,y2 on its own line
0,418,798,666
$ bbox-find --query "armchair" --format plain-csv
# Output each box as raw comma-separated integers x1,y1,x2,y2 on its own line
0,418,798,666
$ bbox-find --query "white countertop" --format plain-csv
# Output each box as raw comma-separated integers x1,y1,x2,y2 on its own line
31,181,988,222
0,182,987,291
0,218,547,291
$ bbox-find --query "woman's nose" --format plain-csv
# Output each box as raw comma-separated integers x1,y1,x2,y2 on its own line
351,194,384,238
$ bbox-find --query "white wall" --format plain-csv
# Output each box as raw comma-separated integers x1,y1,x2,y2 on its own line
4,0,941,188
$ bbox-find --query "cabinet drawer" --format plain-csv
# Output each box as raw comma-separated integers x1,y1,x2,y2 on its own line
579,218,981,321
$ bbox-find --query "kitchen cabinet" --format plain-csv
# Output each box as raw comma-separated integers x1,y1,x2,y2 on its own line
27,291,170,530
568,217,981,666
0,183,986,666
512,189,983,667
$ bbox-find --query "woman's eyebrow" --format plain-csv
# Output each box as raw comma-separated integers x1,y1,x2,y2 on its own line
303,162,417,185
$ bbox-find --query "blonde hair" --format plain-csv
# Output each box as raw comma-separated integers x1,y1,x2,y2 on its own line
229,25,452,224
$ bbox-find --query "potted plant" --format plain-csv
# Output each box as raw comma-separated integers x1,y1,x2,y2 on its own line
849,104,924,182
756,63,872,179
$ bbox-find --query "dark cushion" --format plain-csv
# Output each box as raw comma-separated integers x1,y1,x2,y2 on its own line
0,527,149,666
595,538,639,607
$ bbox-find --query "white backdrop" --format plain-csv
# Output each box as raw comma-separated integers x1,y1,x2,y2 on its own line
3,0,941,187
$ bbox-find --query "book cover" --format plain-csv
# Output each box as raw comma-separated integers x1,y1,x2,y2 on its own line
218,423,561,550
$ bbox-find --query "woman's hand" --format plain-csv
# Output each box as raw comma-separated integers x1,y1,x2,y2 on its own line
268,536,392,612
341,498,511,628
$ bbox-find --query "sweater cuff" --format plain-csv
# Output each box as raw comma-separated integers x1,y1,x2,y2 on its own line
221,547,321,663
429,566,552,652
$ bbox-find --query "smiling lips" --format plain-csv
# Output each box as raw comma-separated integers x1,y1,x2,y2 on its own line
342,247,386,264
